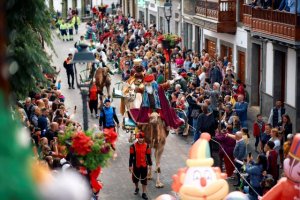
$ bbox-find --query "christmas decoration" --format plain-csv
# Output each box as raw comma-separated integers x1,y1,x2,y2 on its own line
58,126,113,171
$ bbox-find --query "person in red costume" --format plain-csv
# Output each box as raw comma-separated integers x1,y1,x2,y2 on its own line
261,133,300,200
233,79,246,101
130,73,184,129
129,132,152,200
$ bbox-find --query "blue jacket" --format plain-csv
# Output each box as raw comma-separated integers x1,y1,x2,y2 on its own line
233,140,246,161
234,101,248,122
209,66,223,84
142,82,161,109
99,107,119,128
38,115,48,135
246,163,263,187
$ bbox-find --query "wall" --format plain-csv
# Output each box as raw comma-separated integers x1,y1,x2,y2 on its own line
52,0,119,13
202,27,248,73
265,42,273,96
286,48,296,107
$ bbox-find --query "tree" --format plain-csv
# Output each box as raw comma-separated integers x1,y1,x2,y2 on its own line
6,0,54,99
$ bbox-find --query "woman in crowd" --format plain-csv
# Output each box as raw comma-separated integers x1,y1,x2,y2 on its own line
246,154,267,200
279,114,292,141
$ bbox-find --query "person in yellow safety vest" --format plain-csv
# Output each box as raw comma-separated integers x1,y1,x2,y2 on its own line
67,22,74,41
56,17,63,29
71,14,81,34
60,20,68,41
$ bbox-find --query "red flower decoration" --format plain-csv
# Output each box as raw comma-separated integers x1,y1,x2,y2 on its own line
103,128,118,145
72,132,93,156
90,167,103,193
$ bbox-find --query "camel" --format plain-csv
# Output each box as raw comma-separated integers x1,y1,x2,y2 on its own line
120,82,143,115
120,82,143,141
94,67,111,107
139,112,168,188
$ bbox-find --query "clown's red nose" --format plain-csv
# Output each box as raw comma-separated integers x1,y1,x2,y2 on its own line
200,177,207,187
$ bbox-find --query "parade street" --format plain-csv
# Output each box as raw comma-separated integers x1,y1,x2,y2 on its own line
48,23,260,200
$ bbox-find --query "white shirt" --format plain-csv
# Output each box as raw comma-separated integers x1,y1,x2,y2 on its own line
145,85,153,94
198,72,206,87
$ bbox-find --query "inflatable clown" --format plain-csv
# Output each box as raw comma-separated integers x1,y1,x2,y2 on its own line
172,133,229,200
261,133,300,199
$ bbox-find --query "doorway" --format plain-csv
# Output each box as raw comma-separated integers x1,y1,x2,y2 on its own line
273,50,286,103
205,39,216,59
221,44,233,63
237,50,246,84
251,44,261,106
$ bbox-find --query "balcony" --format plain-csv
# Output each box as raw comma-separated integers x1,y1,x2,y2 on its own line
193,0,236,33
242,5,300,41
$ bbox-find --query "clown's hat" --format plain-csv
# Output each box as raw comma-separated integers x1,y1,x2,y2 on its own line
289,133,300,161
186,133,214,167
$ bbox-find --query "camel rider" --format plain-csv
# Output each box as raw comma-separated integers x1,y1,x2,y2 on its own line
60,20,68,41
130,74,184,130
129,131,152,200
126,59,144,86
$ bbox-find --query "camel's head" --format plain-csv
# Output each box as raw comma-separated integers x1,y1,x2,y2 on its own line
123,84,136,102
149,112,160,124
103,67,109,77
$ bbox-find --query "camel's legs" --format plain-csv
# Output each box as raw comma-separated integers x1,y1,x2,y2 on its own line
155,143,165,188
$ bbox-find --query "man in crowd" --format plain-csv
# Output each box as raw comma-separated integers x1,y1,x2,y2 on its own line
268,100,285,128
99,98,119,130
63,53,75,89
229,131,246,187
233,94,248,128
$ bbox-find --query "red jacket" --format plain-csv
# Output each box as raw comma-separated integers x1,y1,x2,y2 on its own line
129,142,152,168
89,85,98,101
253,121,265,137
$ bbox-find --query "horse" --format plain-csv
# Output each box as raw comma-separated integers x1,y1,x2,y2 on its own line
95,67,111,106
139,112,168,188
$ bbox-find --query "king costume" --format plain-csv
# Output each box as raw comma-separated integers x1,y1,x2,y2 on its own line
130,73,184,129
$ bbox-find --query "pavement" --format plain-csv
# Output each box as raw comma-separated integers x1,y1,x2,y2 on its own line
48,23,261,200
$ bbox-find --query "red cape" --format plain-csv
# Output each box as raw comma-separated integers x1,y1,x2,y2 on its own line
130,85,184,129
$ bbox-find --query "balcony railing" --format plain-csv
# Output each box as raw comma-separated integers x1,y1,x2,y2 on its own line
196,0,236,21
242,4,300,41
195,0,236,33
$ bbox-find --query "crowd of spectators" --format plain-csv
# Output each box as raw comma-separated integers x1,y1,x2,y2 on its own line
249,0,300,13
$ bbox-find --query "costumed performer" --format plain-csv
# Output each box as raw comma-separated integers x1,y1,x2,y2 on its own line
129,132,152,200
130,73,184,130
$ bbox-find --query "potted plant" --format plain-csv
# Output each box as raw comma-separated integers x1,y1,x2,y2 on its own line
157,34,182,49
98,4,108,13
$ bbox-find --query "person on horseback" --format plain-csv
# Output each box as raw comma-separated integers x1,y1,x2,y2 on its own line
129,131,152,200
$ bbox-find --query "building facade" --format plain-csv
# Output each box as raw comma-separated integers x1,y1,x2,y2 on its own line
242,5,300,132
182,0,300,132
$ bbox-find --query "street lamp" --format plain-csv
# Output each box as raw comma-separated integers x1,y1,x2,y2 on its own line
164,0,172,34
72,44,95,131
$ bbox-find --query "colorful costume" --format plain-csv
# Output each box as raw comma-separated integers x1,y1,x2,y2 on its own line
129,133,152,185
130,74,184,129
